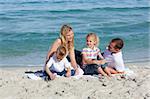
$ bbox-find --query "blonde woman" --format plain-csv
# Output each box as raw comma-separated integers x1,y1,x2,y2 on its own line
46,24,80,75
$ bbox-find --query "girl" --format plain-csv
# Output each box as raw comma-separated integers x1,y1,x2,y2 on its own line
81,33,109,77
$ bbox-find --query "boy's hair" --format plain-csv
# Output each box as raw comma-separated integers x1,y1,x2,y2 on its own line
57,45,67,58
111,38,124,49
86,33,99,47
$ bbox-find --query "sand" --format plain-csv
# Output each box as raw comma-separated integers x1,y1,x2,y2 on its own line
0,62,150,99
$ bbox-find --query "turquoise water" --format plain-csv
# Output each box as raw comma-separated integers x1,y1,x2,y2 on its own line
0,0,149,66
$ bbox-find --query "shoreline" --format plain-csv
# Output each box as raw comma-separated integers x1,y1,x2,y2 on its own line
1,56,149,68
0,61,149,68
0,62,150,99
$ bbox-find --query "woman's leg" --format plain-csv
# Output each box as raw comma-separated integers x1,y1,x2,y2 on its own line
74,49,82,66
66,49,82,66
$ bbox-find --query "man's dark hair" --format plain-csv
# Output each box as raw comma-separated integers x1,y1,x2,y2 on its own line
111,38,124,49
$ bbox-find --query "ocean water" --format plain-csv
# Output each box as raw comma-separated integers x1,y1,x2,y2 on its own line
0,0,149,67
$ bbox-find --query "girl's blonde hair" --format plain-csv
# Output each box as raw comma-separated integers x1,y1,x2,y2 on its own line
86,33,99,47
60,24,74,52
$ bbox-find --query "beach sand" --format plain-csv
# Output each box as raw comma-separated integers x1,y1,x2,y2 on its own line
0,62,150,99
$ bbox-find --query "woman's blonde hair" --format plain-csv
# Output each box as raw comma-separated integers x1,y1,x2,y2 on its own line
60,24,74,52
86,33,99,47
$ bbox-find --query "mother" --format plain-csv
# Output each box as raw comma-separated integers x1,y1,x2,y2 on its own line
45,24,80,75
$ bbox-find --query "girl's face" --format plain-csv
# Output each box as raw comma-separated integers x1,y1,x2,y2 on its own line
86,36,96,49
108,42,120,53
66,30,74,42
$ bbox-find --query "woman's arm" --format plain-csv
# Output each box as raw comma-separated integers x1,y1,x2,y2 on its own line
69,48,78,70
45,39,61,63
69,48,80,75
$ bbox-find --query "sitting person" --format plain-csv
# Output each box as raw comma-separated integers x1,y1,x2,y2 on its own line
44,45,75,80
81,33,109,77
103,38,125,74
45,24,83,75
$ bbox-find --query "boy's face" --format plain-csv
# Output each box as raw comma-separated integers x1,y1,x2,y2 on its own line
86,36,96,49
108,42,120,53
56,52,64,62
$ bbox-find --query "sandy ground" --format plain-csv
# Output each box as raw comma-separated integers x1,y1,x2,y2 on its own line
0,62,150,99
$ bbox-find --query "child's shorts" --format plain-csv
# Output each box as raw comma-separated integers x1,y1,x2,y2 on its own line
101,63,108,69
82,64,100,75
92,59,108,69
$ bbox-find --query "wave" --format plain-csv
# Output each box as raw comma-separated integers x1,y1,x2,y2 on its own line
29,6,150,12
92,6,149,11
4,6,149,16
50,6,149,13
97,21,149,30
125,58,150,64
6,9,90,13
0,0,49,4
0,0,95,4
0,17,17,21
0,32,57,41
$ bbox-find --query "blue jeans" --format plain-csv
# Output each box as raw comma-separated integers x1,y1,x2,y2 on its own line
50,69,75,76
42,69,75,81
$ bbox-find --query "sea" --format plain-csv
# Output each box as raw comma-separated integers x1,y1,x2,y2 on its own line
0,0,149,67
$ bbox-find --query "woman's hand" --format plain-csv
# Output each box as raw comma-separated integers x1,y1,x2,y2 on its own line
75,68,79,75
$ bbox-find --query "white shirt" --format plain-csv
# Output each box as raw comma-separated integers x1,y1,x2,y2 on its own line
45,53,71,72
103,49,125,72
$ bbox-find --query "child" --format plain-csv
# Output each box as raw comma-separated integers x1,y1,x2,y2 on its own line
103,38,125,73
81,33,109,77
44,45,75,80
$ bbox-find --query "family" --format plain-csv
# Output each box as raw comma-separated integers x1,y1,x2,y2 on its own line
44,24,125,80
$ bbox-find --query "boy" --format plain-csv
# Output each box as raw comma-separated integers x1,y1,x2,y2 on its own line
45,45,75,80
103,38,125,73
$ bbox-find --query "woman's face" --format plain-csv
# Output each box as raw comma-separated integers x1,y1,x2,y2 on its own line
66,30,74,42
